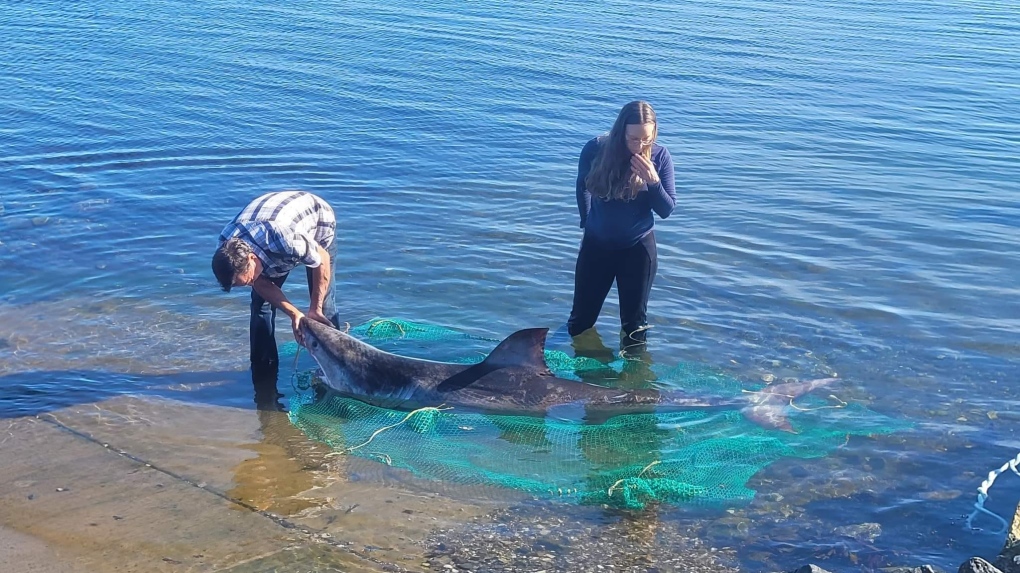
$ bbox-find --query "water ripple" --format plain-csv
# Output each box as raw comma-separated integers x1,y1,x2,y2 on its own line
2,0,1019,569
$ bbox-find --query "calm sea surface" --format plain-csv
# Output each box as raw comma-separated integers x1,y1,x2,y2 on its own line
1,0,1018,570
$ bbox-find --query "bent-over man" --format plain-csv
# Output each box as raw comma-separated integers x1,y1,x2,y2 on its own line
212,190,339,367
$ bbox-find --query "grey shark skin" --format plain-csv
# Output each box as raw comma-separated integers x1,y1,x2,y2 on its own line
298,320,837,432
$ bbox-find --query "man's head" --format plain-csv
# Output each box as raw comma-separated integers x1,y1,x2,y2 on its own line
212,238,262,292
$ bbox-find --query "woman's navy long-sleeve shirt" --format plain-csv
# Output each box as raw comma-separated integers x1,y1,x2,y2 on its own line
575,137,676,249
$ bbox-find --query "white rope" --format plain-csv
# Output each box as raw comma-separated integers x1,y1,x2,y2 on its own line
966,450,1020,534
619,325,652,359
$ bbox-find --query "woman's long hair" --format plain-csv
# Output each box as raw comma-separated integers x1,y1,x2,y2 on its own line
585,101,657,201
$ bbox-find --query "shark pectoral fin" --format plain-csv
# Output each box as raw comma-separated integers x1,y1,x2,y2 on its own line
483,328,553,374
435,362,497,393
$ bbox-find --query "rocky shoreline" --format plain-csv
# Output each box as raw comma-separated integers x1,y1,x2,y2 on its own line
783,502,1019,573
418,499,1020,573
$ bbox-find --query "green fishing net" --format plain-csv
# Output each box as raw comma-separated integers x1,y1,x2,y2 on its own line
283,318,908,509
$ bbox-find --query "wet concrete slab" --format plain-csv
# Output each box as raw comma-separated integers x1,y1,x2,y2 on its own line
0,523,95,573
0,395,502,572
0,414,358,572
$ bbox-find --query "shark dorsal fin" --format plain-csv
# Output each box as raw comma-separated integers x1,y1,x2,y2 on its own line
435,328,552,393
482,328,552,373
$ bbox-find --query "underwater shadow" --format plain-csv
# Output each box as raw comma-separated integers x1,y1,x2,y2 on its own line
0,366,287,419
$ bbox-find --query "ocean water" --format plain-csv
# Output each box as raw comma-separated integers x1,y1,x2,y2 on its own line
1,0,1018,570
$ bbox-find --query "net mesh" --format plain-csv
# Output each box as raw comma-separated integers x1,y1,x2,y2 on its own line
284,318,908,509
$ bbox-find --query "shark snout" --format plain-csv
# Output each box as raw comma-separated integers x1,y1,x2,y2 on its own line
298,316,334,349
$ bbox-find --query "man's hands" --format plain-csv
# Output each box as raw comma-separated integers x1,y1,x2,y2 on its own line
252,277,312,347
291,311,306,346
250,247,334,349
290,310,332,346
291,309,332,347
305,308,332,327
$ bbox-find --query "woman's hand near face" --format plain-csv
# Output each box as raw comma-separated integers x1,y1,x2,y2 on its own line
631,153,660,185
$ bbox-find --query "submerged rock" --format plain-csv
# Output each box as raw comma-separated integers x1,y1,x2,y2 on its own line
919,489,963,501
833,522,882,543
788,566,835,573
1009,502,1020,546
997,501,1020,573
959,557,1004,573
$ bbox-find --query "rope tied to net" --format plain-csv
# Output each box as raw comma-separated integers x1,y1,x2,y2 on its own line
365,318,407,338
607,460,661,497
341,405,453,455
290,341,307,390
966,450,1020,534
789,394,847,412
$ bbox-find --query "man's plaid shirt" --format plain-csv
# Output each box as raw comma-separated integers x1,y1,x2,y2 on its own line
218,191,336,278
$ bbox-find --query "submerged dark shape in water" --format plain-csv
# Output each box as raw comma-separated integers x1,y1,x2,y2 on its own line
298,320,837,432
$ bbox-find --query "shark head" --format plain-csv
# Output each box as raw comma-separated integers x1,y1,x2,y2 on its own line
299,319,374,394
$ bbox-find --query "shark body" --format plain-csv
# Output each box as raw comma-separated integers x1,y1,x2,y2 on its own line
298,320,836,431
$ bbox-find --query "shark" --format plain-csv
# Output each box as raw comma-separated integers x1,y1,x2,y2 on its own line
298,320,837,432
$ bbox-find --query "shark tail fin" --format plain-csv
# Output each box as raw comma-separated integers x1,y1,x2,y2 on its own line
740,377,839,432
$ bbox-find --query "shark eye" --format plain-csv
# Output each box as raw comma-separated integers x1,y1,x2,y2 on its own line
310,340,319,349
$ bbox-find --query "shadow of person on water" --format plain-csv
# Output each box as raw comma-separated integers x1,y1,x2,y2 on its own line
0,366,292,419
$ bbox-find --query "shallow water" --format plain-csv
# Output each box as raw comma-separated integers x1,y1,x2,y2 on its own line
2,0,1019,571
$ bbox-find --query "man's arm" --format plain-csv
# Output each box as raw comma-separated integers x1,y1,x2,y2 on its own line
252,275,312,345
251,276,302,323
306,243,332,322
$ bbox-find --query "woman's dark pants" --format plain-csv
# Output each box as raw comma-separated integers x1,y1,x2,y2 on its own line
566,232,658,341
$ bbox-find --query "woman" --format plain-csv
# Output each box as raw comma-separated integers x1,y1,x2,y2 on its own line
566,100,676,346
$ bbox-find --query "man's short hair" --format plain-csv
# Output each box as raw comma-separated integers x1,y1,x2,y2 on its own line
212,238,253,292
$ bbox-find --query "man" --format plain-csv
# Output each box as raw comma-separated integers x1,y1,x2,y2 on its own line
212,190,339,367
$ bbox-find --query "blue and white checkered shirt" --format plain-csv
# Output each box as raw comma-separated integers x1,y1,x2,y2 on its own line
218,191,336,278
